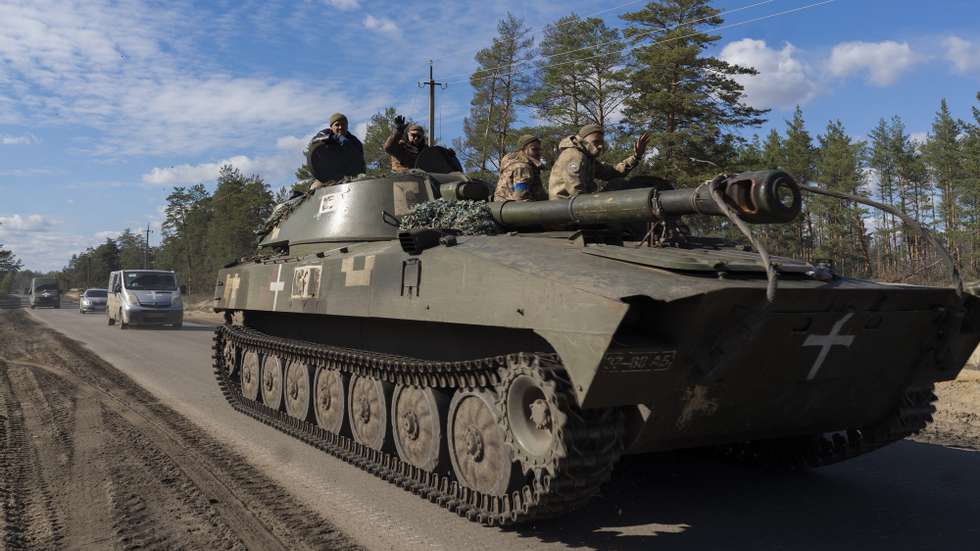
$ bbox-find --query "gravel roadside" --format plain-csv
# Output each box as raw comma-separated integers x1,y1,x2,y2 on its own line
0,309,361,551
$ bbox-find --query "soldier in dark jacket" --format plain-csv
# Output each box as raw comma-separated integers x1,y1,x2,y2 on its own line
384,115,427,172
307,113,366,183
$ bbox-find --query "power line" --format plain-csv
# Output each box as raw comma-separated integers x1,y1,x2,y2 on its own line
444,0,778,84
452,0,836,87
425,0,653,68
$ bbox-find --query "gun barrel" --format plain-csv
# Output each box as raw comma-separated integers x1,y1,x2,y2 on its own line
489,170,801,228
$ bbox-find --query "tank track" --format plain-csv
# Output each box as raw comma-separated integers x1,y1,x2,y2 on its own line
719,385,938,469
211,323,624,526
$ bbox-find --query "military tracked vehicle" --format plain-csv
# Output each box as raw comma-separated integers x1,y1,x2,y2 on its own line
211,147,980,525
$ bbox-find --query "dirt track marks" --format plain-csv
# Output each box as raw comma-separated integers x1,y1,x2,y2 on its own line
0,309,360,551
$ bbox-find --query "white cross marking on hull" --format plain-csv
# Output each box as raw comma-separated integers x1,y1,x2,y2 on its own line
803,312,855,381
270,264,285,311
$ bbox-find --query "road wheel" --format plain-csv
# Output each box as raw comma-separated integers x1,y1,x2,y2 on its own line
314,364,345,434
284,362,312,421
261,356,285,410
392,385,449,472
241,351,261,402
348,375,393,451
223,340,239,376
447,390,519,496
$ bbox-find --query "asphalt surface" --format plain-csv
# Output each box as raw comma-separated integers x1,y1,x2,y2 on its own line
19,299,980,551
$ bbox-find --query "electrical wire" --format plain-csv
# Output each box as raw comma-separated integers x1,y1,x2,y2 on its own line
452,0,836,86
425,0,655,68
452,0,777,84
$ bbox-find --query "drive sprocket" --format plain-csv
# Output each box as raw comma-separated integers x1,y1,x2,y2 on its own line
496,354,624,486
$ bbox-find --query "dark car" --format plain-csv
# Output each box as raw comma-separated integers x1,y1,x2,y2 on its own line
28,277,61,309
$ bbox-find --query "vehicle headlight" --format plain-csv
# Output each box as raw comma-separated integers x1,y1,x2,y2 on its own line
172,295,182,308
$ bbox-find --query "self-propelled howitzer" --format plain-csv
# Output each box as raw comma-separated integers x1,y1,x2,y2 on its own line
211,149,980,526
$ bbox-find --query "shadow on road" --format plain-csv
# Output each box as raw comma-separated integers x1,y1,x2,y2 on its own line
119,325,216,332
518,441,980,550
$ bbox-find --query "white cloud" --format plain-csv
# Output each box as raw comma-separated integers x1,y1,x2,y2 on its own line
720,39,818,110
943,36,980,75
325,0,360,10
353,122,368,140
142,151,302,187
0,214,55,232
363,15,399,34
827,41,919,86
0,216,125,271
0,1,369,156
276,135,308,151
0,168,57,177
909,132,928,146
93,230,121,241
0,134,37,145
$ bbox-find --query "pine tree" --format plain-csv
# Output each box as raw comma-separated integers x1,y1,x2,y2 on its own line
813,120,870,276
0,243,21,272
0,271,13,295
159,184,211,294
361,107,420,176
960,93,980,276
462,13,535,175
762,129,782,169
620,0,768,183
117,229,146,269
525,15,627,134
777,106,817,259
205,165,273,277
922,99,965,261
96,238,121,276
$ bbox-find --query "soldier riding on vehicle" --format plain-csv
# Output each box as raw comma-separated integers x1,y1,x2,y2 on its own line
384,115,428,173
494,134,547,202
307,113,366,185
549,124,650,198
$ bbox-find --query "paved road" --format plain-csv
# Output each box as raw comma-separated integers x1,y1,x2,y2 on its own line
21,301,980,551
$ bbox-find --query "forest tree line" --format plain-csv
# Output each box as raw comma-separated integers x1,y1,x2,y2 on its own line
8,0,980,295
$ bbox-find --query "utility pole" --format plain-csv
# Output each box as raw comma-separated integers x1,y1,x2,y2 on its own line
144,223,153,269
418,61,446,146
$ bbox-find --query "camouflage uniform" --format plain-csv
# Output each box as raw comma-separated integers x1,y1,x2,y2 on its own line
548,135,638,199
494,151,546,202
384,125,427,173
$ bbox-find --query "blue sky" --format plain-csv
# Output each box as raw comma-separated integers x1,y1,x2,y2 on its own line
1,0,978,271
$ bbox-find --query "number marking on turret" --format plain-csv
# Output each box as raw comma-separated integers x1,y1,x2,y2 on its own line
317,194,338,218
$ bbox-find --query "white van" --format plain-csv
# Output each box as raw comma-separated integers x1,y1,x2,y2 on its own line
106,269,184,329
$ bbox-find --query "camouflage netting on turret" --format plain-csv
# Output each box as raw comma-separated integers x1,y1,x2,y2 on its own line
398,199,501,235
